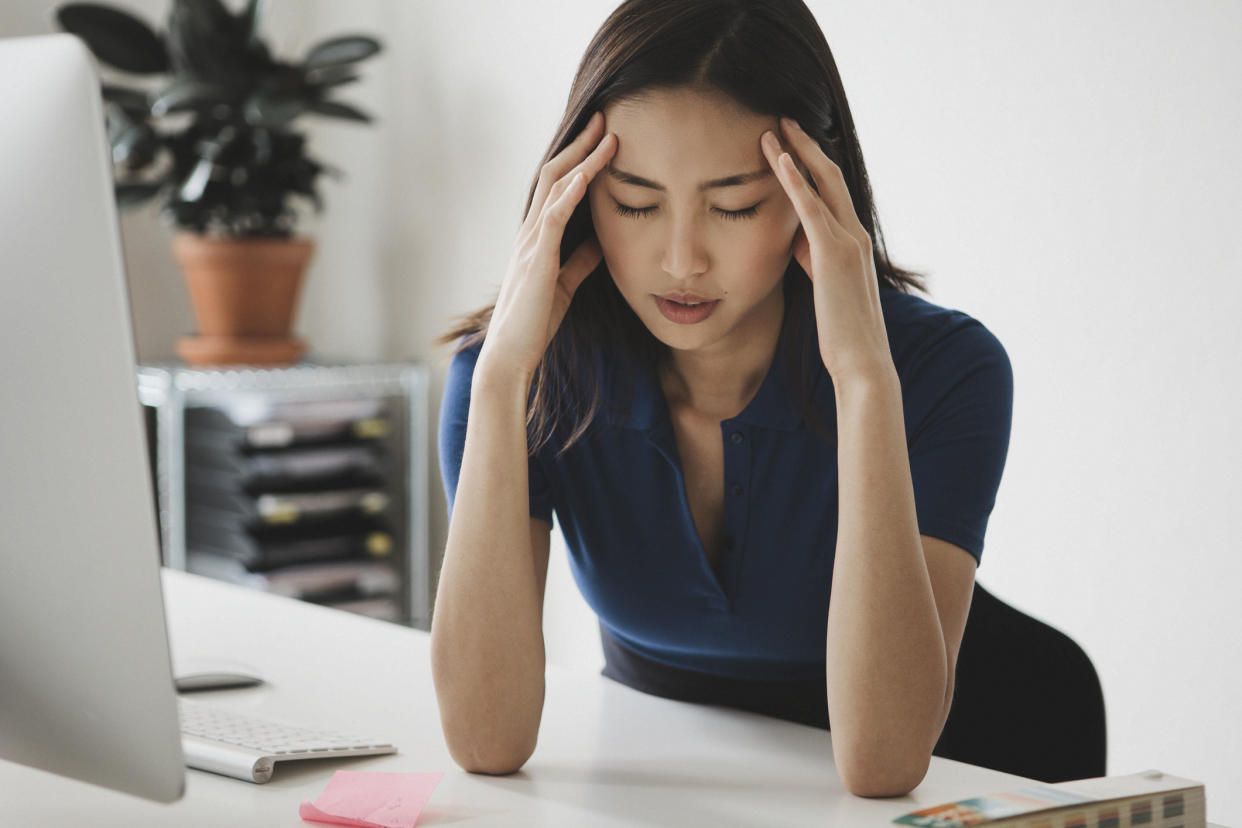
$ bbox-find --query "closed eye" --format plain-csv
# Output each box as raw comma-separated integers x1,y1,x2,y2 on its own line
611,199,762,221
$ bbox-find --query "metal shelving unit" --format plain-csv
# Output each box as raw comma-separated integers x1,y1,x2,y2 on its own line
137,360,431,630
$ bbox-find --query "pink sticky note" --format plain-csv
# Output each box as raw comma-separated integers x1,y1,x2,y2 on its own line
299,770,444,828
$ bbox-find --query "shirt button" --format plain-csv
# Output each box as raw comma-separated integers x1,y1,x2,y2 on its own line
730,431,744,444
731,483,744,497
724,537,735,551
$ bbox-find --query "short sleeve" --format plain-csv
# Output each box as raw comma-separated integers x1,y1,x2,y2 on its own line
905,321,1014,565
437,340,554,525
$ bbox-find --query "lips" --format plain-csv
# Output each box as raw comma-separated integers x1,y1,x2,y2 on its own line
657,292,716,305
655,295,720,324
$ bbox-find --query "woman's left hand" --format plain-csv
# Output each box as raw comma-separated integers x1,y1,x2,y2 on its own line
760,117,893,382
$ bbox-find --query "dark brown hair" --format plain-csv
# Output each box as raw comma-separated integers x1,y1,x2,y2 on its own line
435,0,929,456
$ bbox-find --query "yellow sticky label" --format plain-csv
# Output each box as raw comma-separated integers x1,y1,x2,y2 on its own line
353,418,390,439
261,503,300,524
365,532,392,556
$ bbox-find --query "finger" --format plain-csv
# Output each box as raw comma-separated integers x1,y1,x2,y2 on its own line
540,131,617,218
534,170,588,262
529,111,605,221
761,130,838,249
778,117,865,236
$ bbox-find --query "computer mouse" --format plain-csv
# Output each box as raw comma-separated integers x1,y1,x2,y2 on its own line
174,671,266,693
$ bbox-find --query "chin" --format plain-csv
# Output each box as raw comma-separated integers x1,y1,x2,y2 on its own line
649,318,720,350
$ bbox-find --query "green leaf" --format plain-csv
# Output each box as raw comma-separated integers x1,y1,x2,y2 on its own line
111,123,158,168
308,99,373,123
243,94,307,127
150,79,230,116
166,0,253,81
179,157,215,203
238,0,265,43
305,64,360,89
105,104,134,144
174,0,235,32
102,84,149,116
303,35,381,69
55,3,169,74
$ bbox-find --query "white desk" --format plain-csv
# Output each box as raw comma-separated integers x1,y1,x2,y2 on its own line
1,569,1043,826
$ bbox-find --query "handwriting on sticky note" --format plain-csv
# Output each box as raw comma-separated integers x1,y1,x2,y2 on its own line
299,770,444,828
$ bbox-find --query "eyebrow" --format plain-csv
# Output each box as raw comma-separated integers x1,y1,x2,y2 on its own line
604,165,773,191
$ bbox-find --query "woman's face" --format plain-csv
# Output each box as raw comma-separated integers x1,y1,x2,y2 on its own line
588,87,803,354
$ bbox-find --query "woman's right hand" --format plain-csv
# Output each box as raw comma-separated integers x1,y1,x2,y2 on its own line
476,110,617,382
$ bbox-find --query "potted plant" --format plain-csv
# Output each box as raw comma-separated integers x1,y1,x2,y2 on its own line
55,0,382,366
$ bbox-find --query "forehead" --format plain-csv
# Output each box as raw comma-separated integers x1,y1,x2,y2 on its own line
603,88,773,179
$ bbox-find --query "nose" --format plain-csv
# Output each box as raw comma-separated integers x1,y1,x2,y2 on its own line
660,212,708,280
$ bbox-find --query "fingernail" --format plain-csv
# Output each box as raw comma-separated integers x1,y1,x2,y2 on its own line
781,116,799,132
761,131,778,152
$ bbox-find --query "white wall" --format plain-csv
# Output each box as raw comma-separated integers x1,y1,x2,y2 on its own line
4,2,1240,822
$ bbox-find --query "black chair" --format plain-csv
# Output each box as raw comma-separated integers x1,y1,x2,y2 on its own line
933,582,1107,782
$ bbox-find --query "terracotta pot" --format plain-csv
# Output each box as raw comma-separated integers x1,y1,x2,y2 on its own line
172,232,314,366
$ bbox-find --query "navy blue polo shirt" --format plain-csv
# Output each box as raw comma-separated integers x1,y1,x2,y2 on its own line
438,287,1013,681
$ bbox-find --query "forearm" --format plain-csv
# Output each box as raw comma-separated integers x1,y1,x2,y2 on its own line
430,360,546,773
825,361,948,797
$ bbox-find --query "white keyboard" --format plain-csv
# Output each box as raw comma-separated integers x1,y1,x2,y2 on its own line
178,697,397,783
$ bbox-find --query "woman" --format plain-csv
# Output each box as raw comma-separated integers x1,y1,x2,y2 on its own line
432,0,1013,798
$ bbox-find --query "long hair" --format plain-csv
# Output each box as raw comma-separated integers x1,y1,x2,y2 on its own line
435,0,929,456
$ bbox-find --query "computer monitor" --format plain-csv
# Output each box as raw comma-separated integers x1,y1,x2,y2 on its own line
0,33,186,803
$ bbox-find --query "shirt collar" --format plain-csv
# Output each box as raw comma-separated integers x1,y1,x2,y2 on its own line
602,315,807,434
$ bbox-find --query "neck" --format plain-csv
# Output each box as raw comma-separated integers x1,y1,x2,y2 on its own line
659,284,784,420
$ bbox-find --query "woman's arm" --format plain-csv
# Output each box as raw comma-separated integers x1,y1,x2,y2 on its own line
825,362,976,797
431,112,615,776
757,117,979,798
430,362,549,775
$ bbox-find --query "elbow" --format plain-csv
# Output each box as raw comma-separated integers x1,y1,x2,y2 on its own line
445,732,537,776
429,637,546,776
836,744,931,799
